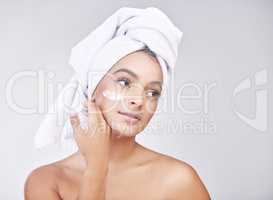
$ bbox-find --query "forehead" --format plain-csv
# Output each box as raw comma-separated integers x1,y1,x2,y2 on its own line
109,51,163,82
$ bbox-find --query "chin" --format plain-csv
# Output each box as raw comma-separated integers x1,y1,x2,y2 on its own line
104,115,144,137
109,120,143,138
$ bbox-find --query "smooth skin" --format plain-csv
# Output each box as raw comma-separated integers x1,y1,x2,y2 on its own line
24,50,211,200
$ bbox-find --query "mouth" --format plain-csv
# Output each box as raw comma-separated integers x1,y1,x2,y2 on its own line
118,111,141,124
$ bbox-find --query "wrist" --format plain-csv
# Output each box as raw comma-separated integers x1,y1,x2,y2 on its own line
84,166,108,179
86,159,109,172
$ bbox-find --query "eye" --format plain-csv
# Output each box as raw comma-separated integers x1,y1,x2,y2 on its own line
146,90,161,98
116,77,131,87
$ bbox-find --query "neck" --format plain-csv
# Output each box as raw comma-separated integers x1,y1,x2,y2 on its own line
108,131,138,163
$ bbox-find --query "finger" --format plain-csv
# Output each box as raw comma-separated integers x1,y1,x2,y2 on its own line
87,98,108,134
89,95,105,120
87,96,100,131
87,96,98,117
69,113,83,135
95,102,108,126
92,101,111,135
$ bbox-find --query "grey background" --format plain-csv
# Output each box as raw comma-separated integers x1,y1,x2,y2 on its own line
1,0,272,199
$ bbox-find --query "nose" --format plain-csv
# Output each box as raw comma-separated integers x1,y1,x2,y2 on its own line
126,87,144,108
129,95,144,106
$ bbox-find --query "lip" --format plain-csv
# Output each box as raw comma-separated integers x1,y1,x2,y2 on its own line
118,111,141,124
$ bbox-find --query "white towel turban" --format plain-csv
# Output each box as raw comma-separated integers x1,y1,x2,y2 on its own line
34,7,183,150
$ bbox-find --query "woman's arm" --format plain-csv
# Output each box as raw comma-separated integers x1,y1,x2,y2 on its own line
70,97,111,200
177,167,211,199
77,167,108,200
166,162,211,200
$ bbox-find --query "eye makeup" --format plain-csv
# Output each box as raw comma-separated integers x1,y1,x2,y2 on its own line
115,77,131,87
146,90,161,98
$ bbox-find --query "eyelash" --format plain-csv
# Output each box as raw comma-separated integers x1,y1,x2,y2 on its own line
115,77,161,98
116,77,131,87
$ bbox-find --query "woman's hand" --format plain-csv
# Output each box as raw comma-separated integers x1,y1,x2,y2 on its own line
69,97,111,172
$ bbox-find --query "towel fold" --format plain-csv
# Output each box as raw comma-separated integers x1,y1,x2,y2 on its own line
34,7,183,150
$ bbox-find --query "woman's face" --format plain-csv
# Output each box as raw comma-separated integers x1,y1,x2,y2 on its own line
92,50,163,137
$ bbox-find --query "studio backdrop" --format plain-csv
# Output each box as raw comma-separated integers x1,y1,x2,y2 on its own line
1,0,272,199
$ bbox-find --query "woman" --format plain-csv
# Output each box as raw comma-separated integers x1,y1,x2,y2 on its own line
24,48,211,199
25,7,211,200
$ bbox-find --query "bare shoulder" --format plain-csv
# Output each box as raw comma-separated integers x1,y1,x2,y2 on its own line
152,153,211,199
24,162,62,200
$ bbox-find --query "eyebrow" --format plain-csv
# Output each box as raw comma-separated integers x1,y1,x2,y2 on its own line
112,68,162,89
113,68,138,79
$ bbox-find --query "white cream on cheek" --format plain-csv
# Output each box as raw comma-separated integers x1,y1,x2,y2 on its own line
102,90,123,101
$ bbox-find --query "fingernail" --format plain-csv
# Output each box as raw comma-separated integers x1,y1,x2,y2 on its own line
70,117,77,125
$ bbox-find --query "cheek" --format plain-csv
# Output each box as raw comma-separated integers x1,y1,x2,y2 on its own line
96,90,123,122
144,100,158,116
94,77,120,108
97,93,119,118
